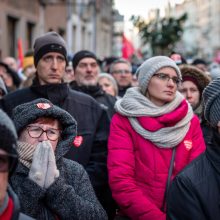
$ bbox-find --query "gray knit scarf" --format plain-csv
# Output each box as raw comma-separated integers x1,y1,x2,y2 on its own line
17,141,37,169
115,87,193,148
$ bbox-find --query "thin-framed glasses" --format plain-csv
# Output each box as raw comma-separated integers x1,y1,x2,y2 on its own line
0,153,18,173
112,69,131,74
153,73,182,85
26,126,61,141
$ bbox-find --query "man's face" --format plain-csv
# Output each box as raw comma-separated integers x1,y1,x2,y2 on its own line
74,58,99,86
64,66,75,83
18,119,61,151
36,52,66,85
111,63,133,88
0,149,9,207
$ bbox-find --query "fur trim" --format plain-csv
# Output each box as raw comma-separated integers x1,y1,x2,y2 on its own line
180,65,210,92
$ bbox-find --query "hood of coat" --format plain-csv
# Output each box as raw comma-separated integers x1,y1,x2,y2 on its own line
12,98,77,161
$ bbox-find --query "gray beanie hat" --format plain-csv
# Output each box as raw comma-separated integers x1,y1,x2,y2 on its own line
136,56,182,95
203,77,220,127
34,31,67,67
12,98,77,160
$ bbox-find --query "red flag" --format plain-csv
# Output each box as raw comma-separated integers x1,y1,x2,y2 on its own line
17,38,24,69
122,34,135,60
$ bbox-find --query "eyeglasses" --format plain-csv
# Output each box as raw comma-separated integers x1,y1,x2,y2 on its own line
112,69,131,74
153,73,181,85
27,126,61,141
0,153,18,173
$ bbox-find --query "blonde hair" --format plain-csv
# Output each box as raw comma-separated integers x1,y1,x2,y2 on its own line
98,73,118,96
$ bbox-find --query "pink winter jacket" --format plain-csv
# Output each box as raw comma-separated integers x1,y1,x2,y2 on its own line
108,102,206,220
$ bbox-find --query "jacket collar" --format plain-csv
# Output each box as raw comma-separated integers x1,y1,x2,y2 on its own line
70,80,104,98
30,77,69,106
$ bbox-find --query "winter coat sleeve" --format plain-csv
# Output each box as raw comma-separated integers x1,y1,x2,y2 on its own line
10,171,47,218
45,160,108,220
85,108,110,189
108,115,166,220
167,175,206,220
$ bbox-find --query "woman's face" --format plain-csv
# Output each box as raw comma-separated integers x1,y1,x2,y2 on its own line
179,81,200,109
146,67,179,106
18,119,60,151
98,77,116,96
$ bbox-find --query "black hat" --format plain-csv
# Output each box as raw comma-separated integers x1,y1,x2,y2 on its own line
72,50,97,70
12,98,77,160
0,109,18,175
34,31,67,67
192,58,207,66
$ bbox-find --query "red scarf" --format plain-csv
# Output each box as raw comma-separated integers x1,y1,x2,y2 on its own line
137,99,188,131
0,197,14,220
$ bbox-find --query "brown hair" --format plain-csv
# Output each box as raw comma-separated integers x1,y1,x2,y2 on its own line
34,117,62,130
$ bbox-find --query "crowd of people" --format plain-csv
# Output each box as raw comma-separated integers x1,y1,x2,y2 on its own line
0,31,220,220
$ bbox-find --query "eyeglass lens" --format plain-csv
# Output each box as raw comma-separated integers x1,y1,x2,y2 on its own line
27,126,60,141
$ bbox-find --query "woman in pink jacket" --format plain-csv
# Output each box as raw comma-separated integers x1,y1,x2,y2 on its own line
108,56,206,220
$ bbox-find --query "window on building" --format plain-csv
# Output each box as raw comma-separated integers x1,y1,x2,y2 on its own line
26,22,35,51
7,16,18,57
73,25,76,51
58,28,65,38
82,26,86,49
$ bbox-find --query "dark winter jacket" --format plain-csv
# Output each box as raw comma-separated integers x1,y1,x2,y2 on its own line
118,85,131,97
10,99,107,220
167,129,220,220
10,159,107,220
201,120,213,145
70,81,116,119
0,79,112,217
69,81,117,218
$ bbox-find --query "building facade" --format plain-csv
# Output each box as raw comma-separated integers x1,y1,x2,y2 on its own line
168,0,220,61
0,0,114,60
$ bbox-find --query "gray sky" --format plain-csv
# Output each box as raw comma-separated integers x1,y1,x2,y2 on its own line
114,0,184,20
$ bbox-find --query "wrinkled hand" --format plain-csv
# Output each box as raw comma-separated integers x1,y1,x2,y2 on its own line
29,141,59,189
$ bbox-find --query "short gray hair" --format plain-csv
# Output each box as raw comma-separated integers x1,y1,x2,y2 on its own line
109,58,132,74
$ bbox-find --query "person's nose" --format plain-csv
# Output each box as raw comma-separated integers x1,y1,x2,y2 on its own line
38,131,49,141
86,65,93,73
167,78,175,87
51,58,58,69
186,90,192,98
